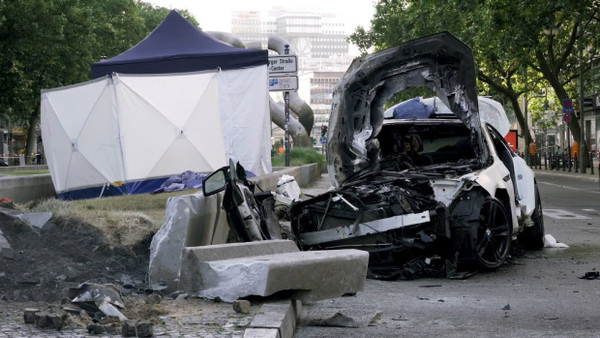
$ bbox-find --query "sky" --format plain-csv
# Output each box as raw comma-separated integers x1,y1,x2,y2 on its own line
146,0,376,35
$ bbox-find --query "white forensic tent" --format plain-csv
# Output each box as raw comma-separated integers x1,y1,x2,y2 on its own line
41,67,271,199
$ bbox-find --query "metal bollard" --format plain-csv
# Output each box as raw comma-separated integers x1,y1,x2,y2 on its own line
574,152,578,173
591,152,595,175
544,151,548,170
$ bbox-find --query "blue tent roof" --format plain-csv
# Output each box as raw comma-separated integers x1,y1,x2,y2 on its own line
91,11,267,78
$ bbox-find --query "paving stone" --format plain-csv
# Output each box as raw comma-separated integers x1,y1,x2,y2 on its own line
244,328,280,338
121,320,137,337
250,301,296,338
136,320,154,337
23,308,39,324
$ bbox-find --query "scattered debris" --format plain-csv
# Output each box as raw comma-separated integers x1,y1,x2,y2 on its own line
68,282,127,321
302,311,382,328
544,234,569,248
233,299,251,314
579,271,600,280
502,304,511,311
276,174,301,200
0,206,52,230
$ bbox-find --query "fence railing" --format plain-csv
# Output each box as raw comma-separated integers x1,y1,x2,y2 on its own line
530,148,598,177
0,154,45,166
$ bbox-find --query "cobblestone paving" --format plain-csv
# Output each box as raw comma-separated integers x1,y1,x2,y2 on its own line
1,298,255,337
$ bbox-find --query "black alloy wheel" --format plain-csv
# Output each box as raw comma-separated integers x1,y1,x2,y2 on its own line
474,198,512,270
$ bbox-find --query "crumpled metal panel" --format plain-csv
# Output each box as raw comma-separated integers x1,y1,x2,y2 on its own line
327,32,486,186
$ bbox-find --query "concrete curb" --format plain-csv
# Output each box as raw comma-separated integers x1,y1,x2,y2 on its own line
533,169,600,183
244,300,301,338
0,163,321,203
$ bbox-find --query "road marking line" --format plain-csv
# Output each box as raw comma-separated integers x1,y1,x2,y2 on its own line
543,209,591,220
538,181,600,195
582,209,597,212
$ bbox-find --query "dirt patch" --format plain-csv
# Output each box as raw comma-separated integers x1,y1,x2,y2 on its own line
0,211,151,303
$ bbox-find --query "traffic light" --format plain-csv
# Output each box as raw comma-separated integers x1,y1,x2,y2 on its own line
321,125,328,137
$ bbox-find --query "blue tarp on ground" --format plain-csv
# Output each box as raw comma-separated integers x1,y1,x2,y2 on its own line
91,10,267,78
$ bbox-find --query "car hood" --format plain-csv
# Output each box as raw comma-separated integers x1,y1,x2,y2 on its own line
326,32,487,186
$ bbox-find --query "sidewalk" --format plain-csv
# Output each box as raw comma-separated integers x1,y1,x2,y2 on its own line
530,157,600,183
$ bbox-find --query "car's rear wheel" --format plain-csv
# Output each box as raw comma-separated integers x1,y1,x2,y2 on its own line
519,184,545,250
474,198,512,270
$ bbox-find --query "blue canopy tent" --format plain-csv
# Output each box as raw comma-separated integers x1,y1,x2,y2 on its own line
42,11,271,200
91,10,267,78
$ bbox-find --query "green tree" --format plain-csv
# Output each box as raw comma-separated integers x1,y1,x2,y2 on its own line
351,0,600,170
0,0,199,158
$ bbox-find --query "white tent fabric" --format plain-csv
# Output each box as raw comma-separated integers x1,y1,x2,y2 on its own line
41,66,271,197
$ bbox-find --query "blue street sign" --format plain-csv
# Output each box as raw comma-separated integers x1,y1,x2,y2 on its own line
320,136,327,144
562,99,574,115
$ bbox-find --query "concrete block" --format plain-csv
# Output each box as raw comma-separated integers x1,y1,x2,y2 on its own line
250,301,296,338
180,240,299,294
148,191,228,290
244,328,280,338
233,299,251,314
0,207,52,229
182,249,369,303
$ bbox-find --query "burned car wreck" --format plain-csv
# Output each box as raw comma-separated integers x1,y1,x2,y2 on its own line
203,32,544,279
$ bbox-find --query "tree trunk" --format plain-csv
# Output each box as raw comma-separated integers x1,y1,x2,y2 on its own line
25,108,39,165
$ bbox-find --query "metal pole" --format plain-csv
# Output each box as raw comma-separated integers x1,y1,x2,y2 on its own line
579,23,586,173
284,44,290,167
567,124,571,172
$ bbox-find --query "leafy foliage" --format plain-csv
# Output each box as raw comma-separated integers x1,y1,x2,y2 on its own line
0,0,198,155
350,0,600,168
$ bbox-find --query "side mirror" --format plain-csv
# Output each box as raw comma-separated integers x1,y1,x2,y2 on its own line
203,168,228,196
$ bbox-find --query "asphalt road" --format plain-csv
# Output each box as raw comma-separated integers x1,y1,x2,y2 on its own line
295,171,600,338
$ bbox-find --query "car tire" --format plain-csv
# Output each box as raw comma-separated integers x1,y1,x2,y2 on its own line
473,197,512,270
519,184,545,250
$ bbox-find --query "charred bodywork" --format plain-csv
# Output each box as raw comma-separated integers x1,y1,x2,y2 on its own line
327,32,486,186
287,32,544,277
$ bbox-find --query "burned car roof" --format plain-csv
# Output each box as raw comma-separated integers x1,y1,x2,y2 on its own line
327,32,487,186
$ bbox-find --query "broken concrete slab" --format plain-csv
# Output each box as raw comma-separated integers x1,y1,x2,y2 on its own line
0,207,52,229
185,239,298,262
180,240,300,294
148,191,229,291
181,246,369,303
